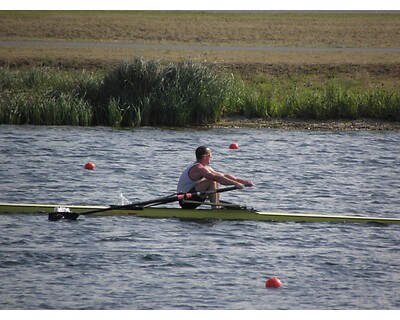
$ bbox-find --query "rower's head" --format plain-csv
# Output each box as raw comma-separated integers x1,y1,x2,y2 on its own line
196,146,212,161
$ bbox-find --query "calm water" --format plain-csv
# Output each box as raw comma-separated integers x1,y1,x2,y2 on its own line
0,125,399,310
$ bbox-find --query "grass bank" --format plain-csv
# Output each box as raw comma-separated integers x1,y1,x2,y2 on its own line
1,12,399,128
0,59,230,126
1,58,399,127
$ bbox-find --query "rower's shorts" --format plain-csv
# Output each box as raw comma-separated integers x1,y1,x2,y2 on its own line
179,187,206,209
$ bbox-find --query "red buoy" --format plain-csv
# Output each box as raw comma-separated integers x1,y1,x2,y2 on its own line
229,143,239,149
84,162,96,170
265,277,283,288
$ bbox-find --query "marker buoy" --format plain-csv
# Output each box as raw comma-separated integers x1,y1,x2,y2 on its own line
229,143,239,149
84,162,96,170
265,277,283,288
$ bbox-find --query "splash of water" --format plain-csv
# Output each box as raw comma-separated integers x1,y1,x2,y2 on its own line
118,192,131,205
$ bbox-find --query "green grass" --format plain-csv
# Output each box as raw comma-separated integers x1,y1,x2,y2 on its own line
89,58,230,126
0,58,399,127
227,76,400,121
0,67,96,125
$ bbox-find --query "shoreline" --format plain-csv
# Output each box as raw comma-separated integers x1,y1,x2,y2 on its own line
213,116,400,131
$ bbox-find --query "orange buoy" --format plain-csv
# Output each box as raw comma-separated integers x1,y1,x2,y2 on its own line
265,277,283,288
229,143,239,149
84,162,96,170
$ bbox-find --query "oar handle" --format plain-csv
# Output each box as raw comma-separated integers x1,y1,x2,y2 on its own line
194,185,237,196
181,184,251,199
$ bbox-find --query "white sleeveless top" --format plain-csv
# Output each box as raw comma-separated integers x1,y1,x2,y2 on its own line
177,162,205,193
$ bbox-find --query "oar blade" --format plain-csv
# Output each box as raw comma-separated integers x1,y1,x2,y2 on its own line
48,212,64,221
48,207,80,221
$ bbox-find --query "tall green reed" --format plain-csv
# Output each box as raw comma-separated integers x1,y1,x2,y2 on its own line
0,91,92,125
93,57,231,126
0,62,399,127
227,79,399,121
0,67,95,125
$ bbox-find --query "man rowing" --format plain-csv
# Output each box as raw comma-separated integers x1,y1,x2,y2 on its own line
177,146,253,209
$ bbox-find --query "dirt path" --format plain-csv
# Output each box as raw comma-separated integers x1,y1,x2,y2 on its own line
1,40,399,54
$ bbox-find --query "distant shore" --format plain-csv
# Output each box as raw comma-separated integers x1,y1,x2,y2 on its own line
1,12,399,129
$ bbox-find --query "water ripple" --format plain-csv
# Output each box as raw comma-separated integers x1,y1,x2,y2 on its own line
0,126,399,309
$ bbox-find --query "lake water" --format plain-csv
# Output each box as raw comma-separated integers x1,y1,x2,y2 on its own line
0,125,399,310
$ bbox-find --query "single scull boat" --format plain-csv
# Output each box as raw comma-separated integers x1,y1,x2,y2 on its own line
0,202,399,224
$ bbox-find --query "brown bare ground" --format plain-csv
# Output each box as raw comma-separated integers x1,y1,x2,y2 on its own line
1,11,399,48
1,11,399,74
1,11,399,85
213,116,400,131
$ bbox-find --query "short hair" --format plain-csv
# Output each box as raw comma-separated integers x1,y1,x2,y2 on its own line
195,146,210,160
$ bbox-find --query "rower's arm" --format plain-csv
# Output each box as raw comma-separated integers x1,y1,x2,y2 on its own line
223,173,253,187
200,167,245,188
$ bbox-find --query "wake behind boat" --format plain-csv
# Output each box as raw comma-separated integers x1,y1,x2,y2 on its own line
1,201,399,225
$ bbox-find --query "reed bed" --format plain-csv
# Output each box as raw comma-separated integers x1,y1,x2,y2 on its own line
86,58,230,126
0,67,96,125
0,58,399,127
227,78,400,121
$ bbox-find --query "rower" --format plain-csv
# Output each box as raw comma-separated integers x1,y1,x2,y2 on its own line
177,146,253,209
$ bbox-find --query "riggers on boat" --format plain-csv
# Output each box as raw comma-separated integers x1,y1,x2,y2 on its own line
0,202,399,225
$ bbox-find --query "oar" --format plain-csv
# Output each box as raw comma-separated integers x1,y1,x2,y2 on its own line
48,185,245,221
48,193,180,221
